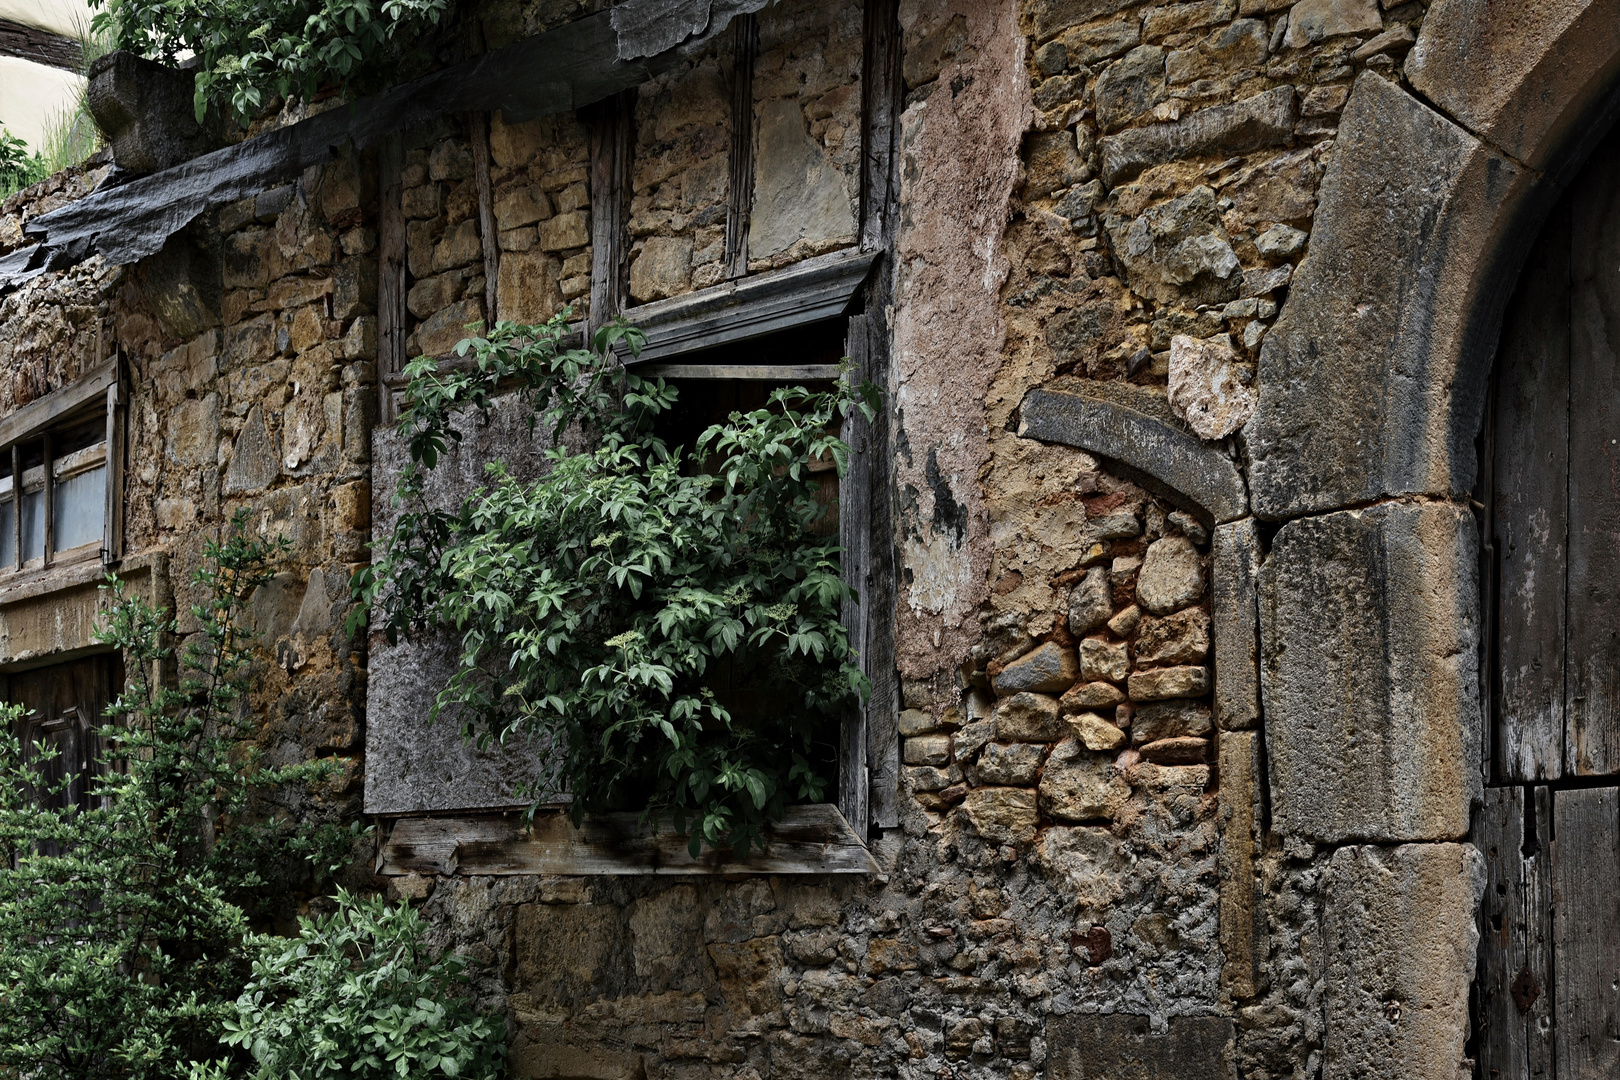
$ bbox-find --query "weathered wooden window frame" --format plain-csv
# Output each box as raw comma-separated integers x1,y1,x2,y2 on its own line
373,251,887,876
0,358,124,581
373,0,904,875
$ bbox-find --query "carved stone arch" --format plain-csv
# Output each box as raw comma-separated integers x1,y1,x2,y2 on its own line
1015,385,1259,731
1247,0,1620,518
1017,387,1248,524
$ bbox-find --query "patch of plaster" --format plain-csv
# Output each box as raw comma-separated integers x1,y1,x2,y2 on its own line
891,0,1028,677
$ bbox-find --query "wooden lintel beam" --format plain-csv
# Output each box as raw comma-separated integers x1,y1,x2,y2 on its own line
0,19,80,73
377,803,879,876
635,363,842,380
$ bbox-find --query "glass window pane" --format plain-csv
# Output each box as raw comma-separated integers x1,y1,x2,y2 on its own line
20,488,43,562
0,499,14,567
53,465,104,552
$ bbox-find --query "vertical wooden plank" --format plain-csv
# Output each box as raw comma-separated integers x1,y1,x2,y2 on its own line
1493,200,1570,781
859,0,901,251
376,132,406,424
1477,786,1555,1080
862,310,899,829
1567,135,1620,776
1527,785,1554,1080
1553,785,1620,1078
724,13,756,280
839,313,871,841
469,112,501,328
103,379,122,563
588,89,635,334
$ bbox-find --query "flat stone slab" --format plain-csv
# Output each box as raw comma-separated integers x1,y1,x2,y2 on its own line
1098,85,1296,187
1018,387,1248,522
1325,843,1484,1080
1259,502,1480,842
1048,1013,1236,1079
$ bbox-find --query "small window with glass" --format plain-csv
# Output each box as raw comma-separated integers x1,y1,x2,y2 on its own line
0,360,123,574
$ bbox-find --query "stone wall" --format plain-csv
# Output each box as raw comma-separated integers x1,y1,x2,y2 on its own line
0,0,1521,1075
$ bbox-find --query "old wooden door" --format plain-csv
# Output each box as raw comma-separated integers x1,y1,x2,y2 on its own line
1479,126,1620,1078
1,653,121,832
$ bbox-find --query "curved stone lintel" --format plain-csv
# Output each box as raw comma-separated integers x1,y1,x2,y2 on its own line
1407,0,1620,174
1016,387,1249,523
1247,72,1535,519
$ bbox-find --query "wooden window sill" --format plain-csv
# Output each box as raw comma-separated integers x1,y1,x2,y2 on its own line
376,802,878,877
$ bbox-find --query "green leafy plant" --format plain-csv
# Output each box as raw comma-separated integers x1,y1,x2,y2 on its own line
0,510,350,1080
211,889,505,1080
355,313,877,854
0,126,47,196
90,0,450,125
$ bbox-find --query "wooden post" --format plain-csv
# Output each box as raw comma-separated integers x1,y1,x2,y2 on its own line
859,0,902,252
11,443,20,570
724,13,757,280
376,132,406,424
587,89,635,338
853,0,904,832
839,314,872,841
103,377,123,564
41,431,52,567
470,111,501,328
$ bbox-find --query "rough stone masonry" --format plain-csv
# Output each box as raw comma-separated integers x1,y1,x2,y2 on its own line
7,0,1613,1074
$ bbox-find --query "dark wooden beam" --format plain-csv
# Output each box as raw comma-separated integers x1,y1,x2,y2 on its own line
376,133,406,424
469,113,500,329
587,89,635,333
856,0,904,831
0,19,80,73
635,362,842,380
839,313,872,842
724,13,757,279
621,246,876,363
377,803,879,876
859,0,902,251
9,2,773,289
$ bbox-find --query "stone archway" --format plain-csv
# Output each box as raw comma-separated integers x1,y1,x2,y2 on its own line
1234,3,1620,1077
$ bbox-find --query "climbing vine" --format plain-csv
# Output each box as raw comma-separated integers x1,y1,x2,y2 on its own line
354,313,877,854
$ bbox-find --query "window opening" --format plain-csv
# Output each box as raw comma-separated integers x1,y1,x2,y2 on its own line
638,316,851,803
0,361,122,575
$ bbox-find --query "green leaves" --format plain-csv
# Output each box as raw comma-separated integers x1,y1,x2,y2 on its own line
89,0,449,126
218,890,505,1080
360,313,878,853
0,509,357,1080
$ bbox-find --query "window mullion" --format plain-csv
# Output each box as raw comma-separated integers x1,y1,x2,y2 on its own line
42,432,53,568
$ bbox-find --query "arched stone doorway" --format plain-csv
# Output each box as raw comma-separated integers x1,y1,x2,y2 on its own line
1232,2,1620,1077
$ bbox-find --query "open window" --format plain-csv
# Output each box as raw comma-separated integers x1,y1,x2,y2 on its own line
367,250,889,874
